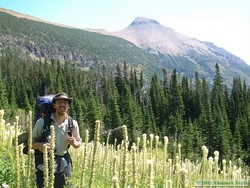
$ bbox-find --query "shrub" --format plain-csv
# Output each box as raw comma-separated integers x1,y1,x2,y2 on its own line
0,150,15,187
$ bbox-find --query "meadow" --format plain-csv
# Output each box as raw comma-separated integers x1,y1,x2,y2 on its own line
0,109,249,187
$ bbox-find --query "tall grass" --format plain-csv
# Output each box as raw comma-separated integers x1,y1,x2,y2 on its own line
0,109,249,187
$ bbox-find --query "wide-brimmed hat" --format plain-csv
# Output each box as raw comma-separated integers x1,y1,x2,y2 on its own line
52,93,73,104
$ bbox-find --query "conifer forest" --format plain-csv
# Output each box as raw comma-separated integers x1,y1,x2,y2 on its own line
0,52,250,166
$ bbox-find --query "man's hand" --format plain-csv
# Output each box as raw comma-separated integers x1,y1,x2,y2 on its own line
67,136,80,148
32,142,50,153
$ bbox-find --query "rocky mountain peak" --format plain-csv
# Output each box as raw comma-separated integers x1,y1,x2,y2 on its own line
114,16,191,55
129,17,160,26
112,17,250,86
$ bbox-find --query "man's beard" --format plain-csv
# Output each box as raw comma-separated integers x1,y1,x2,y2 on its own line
57,107,67,116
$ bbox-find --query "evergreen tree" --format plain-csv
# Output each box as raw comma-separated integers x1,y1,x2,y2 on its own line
193,71,203,119
0,71,10,118
168,69,184,139
181,76,193,122
199,78,213,145
103,76,123,141
211,63,232,158
181,119,202,160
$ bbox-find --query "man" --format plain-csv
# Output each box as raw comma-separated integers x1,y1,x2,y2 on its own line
32,92,82,188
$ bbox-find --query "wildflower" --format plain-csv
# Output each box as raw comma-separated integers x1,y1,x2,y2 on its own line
0,109,4,119
164,136,169,145
214,151,219,157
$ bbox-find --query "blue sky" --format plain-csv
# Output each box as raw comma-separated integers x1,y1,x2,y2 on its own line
1,0,250,65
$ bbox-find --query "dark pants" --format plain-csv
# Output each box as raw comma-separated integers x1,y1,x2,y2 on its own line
36,169,66,188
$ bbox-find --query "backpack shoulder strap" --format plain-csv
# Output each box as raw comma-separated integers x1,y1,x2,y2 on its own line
67,116,74,136
43,114,73,136
43,114,53,132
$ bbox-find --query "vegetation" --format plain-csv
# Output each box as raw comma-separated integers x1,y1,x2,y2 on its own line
2,10,250,87
0,112,249,187
0,52,250,166
1,11,250,187
0,11,158,78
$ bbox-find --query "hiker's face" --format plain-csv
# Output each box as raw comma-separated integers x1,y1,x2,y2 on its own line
54,99,70,114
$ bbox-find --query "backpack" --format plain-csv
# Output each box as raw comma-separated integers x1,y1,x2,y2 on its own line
34,94,56,124
18,94,73,154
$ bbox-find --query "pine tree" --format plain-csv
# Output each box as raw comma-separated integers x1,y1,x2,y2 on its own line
193,71,203,119
104,80,123,143
199,78,213,145
0,71,10,118
211,63,232,159
168,69,184,139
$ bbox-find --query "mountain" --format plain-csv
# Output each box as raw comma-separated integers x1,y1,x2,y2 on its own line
112,17,250,84
0,9,159,78
0,8,250,86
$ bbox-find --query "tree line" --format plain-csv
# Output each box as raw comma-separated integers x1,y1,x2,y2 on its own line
0,53,249,164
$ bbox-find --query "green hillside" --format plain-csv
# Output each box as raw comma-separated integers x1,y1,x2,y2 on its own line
1,10,250,86
0,11,159,79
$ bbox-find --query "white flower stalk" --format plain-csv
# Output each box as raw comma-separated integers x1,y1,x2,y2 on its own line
201,145,208,179
43,144,49,188
214,151,219,158
147,160,154,188
29,149,37,188
237,167,242,180
49,125,55,188
14,117,20,188
208,157,213,180
163,136,169,178
232,169,237,182
233,165,237,171
112,176,119,188
176,155,179,164
19,145,25,172
155,135,159,175
202,145,208,159
81,129,89,188
89,120,100,188
113,155,118,177
121,125,128,188
168,158,172,180
180,166,188,188
102,131,110,176
165,179,172,188
175,162,181,187
214,151,219,179
228,160,232,180
177,143,182,163
117,144,123,177
27,111,33,187
0,109,4,148
19,145,26,186
149,134,154,160
7,123,14,150
131,144,138,188
222,159,227,179
0,109,4,119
